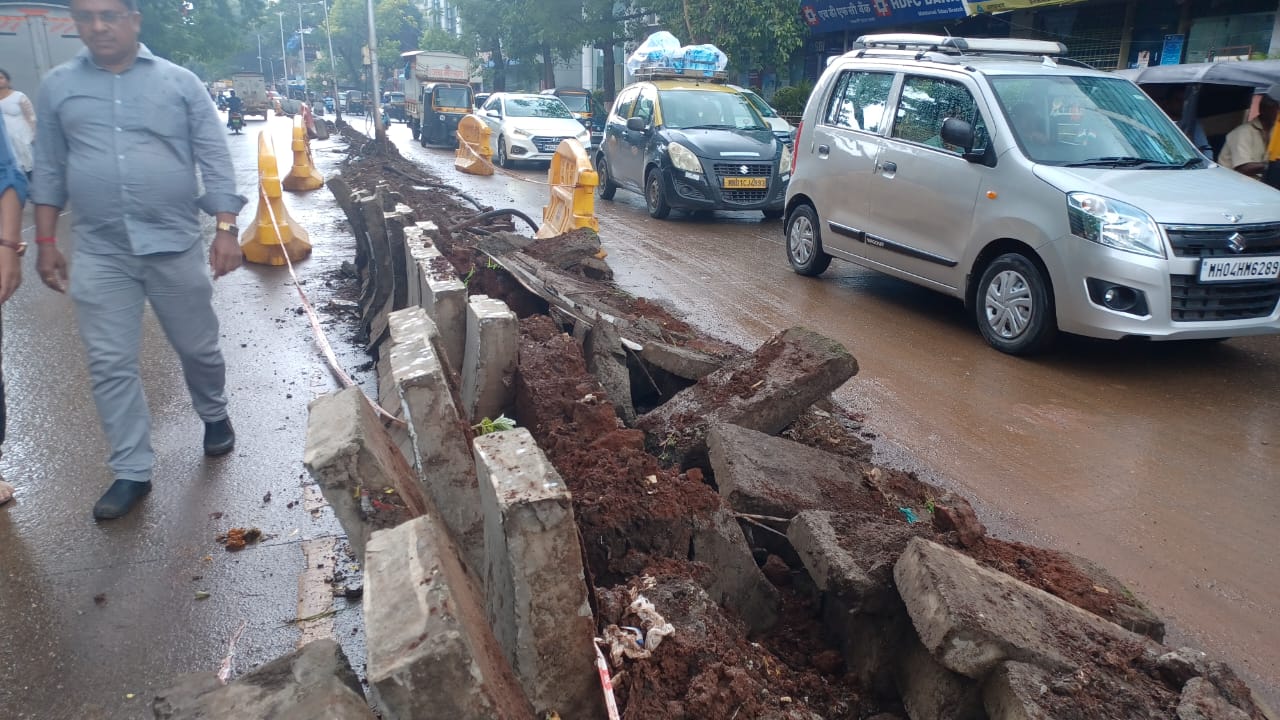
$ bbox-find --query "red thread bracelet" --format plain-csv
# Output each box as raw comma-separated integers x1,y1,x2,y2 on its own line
35,236,57,245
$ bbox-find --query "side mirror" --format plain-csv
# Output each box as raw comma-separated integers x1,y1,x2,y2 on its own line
940,117,975,152
486,109,501,119
626,116,648,132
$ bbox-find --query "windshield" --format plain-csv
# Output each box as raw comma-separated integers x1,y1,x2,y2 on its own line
505,96,572,118
557,94,590,112
658,89,768,130
433,86,471,108
990,76,1201,167
740,90,779,118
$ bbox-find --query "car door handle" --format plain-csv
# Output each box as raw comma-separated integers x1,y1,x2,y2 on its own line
817,144,830,156
877,160,897,173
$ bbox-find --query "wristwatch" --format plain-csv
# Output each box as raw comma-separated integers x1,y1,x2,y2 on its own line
215,221,239,235
0,238,27,256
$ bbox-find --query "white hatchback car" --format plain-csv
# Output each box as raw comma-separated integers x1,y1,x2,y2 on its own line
476,92,592,167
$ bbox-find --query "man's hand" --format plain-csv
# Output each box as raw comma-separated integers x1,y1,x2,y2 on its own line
210,230,242,279
37,244,68,293
0,247,21,303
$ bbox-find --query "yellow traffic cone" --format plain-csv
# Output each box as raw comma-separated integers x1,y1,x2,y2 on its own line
282,114,324,192
241,131,312,266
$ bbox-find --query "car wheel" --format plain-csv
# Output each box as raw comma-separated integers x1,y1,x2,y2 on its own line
975,252,1057,355
785,204,832,276
596,154,617,200
645,169,671,219
762,208,784,220
497,136,513,169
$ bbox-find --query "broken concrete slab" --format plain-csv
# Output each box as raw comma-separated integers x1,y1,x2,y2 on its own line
474,428,602,718
708,423,874,519
402,224,433,309
461,295,519,423
893,537,1148,680
639,340,724,380
584,317,636,424
365,517,535,720
896,634,984,720
152,639,374,720
789,510,929,615
692,506,780,633
1178,678,1252,720
390,336,483,573
981,662,1053,720
302,387,428,559
635,326,857,466
1159,647,1210,689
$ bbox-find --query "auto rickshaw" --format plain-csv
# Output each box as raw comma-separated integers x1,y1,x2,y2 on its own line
541,87,605,144
1116,59,1280,162
417,81,473,148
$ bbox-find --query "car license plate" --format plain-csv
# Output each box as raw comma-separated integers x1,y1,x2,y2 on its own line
722,177,767,189
1198,256,1280,283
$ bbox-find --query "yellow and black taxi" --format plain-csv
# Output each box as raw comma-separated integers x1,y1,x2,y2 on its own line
594,69,791,219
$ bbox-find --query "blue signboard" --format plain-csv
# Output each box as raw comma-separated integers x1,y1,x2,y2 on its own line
1159,34,1185,66
801,0,969,34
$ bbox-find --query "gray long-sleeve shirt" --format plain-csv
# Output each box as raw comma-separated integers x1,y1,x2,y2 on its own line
32,44,247,255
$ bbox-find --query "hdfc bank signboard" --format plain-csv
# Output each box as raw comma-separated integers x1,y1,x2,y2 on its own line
800,0,968,32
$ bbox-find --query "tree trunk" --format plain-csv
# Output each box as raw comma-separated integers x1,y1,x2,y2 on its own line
598,40,616,101
542,44,555,90
490,37,506,91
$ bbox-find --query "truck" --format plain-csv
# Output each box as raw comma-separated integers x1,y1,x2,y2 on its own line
0,3,84,97
231,72,269,119
401,50,473,148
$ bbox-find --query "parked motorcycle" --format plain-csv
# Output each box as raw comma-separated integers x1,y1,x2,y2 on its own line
228,110,244,135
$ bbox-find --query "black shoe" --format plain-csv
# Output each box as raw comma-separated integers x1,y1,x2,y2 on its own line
204,418,236,456
93,479,151,520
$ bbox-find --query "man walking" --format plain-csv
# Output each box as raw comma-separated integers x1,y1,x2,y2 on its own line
31,0,247,520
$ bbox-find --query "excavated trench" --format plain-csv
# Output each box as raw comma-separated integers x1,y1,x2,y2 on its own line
330,127,1266,720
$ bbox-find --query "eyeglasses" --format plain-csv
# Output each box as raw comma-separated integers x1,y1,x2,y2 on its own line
71,10,136,26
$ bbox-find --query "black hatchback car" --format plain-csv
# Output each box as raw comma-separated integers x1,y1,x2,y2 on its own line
594,72,791,219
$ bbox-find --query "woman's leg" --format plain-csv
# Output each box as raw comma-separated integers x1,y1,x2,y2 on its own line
0,185,20,504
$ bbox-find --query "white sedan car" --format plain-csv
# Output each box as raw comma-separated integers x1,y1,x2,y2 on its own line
476,93,592,168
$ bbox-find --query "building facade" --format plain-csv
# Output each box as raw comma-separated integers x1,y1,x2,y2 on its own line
799,0,1280,81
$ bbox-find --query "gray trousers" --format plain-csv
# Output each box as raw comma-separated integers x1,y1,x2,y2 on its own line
69,242,228,483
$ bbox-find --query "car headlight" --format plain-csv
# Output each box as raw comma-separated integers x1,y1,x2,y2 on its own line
779,143,793,176
668,142,702,174
1067,193,1164,259
511,127,531,138
576,129,591,145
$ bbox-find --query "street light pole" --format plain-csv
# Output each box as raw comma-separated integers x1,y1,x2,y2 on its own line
297,3,308,101
320,0,341,122
257,34,263,75
278,12,288,92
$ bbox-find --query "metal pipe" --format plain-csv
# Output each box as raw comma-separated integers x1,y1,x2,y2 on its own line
278,12,288,88
321,0,341,122
298,3,308,100
366,0,384,142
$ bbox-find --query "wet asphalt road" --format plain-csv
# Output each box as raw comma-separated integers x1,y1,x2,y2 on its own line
375,119,1280,707
0,115,370,717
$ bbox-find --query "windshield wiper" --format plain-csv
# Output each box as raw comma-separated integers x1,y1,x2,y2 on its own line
678,123,736,130
1064,156,1154,168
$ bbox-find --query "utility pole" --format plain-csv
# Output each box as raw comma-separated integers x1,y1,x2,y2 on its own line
366,0,385,142
297,3,308,100
257,34,264,75
321,0,341,122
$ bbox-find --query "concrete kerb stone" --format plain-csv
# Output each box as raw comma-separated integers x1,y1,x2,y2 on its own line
302,386,426,560
413,224,467,374
357,190,391,330
474,428,603,718
365,516,536,720
403,224,432,309
692,505,781,633
152,639,374,719
461,295,519,423
385,205,415,312
389,333,484,573
893,537,1148,680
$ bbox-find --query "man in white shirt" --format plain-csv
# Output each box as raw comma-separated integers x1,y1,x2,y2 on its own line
1218,86,1279,179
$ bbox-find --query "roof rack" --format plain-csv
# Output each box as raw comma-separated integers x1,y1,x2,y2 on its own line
632,65,729,83
854,34,1067,58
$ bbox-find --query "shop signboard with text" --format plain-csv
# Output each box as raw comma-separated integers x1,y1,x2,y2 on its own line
801,0,967,33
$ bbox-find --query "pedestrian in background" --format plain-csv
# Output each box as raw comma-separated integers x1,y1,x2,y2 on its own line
0,69,37,178
31,0,247,520
1218,86,1279,179
0,129,28,506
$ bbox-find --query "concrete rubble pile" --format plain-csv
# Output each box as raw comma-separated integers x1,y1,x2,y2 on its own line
151,170,1276,720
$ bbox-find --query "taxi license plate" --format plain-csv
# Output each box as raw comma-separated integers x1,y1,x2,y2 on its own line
1198,256,1280,283
722,177,767,189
